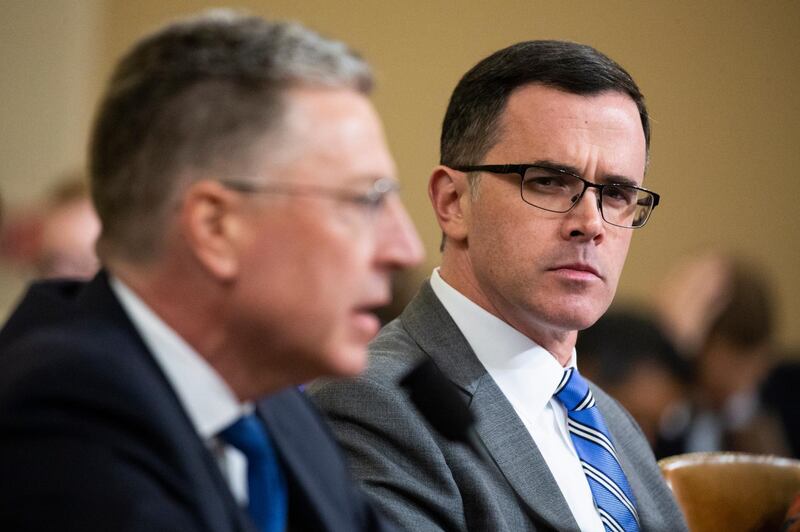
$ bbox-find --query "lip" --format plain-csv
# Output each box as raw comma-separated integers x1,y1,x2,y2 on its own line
353,295,390,320
549,263,602,279
351,308,382,338
357,294,391,313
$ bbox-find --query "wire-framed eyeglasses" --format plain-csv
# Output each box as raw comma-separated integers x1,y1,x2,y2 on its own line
453,164,660,229
219,176,400,212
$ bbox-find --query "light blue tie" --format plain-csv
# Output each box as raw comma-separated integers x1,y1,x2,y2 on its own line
554,368,640,532
219,414,287,532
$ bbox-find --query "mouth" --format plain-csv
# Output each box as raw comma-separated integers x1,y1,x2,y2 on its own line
549,263,602,281
351,300,388,336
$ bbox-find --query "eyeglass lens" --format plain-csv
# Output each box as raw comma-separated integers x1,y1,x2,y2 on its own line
521,167,654,228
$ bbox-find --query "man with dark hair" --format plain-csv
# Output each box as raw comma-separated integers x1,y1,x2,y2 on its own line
311,40,687,530
0,10,422,531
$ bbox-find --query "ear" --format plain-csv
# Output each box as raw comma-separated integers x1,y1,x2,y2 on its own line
428,165,470,244
180,180,242,282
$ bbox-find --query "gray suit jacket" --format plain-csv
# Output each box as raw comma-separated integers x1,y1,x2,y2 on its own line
310,282,687,531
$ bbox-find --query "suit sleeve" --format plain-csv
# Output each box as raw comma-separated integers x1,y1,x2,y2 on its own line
309,368,471,532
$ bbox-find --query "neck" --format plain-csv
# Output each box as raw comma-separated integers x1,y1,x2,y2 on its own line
110,258,291,402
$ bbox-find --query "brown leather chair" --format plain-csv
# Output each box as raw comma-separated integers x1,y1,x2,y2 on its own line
659,452,800,531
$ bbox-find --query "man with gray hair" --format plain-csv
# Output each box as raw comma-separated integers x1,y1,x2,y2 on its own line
311,40,687,530
0,10,422,531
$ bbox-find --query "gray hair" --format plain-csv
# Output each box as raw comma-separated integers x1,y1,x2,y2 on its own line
89,9,373,261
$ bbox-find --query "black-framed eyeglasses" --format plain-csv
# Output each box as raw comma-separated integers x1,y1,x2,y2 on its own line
453,164,660,229
219,177,400,212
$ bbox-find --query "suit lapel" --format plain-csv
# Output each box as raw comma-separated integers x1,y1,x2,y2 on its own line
471,377,579,530
401,282,579,531
79,273,256,532
258,388,342,532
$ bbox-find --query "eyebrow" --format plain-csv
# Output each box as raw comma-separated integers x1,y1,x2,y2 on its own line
532,159,641,188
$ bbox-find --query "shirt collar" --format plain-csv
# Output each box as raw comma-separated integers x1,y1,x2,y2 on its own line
429,268,575,415
110,276,245,439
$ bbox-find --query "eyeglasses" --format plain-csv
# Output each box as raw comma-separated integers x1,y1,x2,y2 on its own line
219,177,400,212
453,164,660,229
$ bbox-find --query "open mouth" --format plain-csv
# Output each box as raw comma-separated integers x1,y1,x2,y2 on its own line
352,304,384,336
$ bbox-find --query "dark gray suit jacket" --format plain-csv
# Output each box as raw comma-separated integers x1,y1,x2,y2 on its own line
310,282,687,531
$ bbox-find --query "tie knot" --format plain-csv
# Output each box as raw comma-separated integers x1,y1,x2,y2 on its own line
553,368,595,412
218,413,271,460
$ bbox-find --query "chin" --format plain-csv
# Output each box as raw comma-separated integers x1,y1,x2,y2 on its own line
546,306,605,333
319,344,369,378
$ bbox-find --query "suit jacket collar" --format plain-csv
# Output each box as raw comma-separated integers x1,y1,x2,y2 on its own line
258,389,364,532
80,272,256,532
258,391,331,530
400,281,579,531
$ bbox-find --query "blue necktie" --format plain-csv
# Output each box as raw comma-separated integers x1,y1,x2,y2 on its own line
219,414,287,532
554,368,640,532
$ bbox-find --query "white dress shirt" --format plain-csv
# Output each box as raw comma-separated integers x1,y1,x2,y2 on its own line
110,276,249,504
430,268,605,531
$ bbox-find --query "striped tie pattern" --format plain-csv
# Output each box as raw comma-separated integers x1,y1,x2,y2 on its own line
554,368,640,532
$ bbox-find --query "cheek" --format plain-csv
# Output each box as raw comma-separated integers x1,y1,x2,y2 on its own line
603,232,633,289
311,222,374,287
470,199,534,266
281,228,378,344
235,220,325,318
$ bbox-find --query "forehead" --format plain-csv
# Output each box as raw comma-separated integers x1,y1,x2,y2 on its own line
489,84,647,179
258,87,396,186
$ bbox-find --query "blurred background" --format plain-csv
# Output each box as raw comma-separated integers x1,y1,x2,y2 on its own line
2,0,798,355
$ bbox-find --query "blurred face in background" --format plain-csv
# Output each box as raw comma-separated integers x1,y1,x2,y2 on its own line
36,197,100,279
227,87,424,382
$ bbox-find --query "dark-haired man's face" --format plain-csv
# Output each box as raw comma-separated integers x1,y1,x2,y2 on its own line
448,84,647,360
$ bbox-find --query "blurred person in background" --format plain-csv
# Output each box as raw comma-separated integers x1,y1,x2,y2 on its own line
33,174,100,279
0,173,100,319
577,309,691,459
654,251,790,455
762,349,800,458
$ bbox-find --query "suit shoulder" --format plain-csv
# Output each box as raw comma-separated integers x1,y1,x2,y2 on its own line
370,317,422,353
0,316,171,441
309,320,425,407
366,318,427,378
1,316,149,385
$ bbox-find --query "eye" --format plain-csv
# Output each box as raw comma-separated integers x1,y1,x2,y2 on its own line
354,191,385,209
523,174,575,194
603,184,637,205
350,178,399,209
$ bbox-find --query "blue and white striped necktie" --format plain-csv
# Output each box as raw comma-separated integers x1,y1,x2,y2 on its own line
554,368,640,532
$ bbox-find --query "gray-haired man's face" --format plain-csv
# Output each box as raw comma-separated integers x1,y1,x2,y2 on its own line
225,87,424,381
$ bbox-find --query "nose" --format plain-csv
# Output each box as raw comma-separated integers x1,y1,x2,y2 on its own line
376,195,425,269
561,187,605,242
